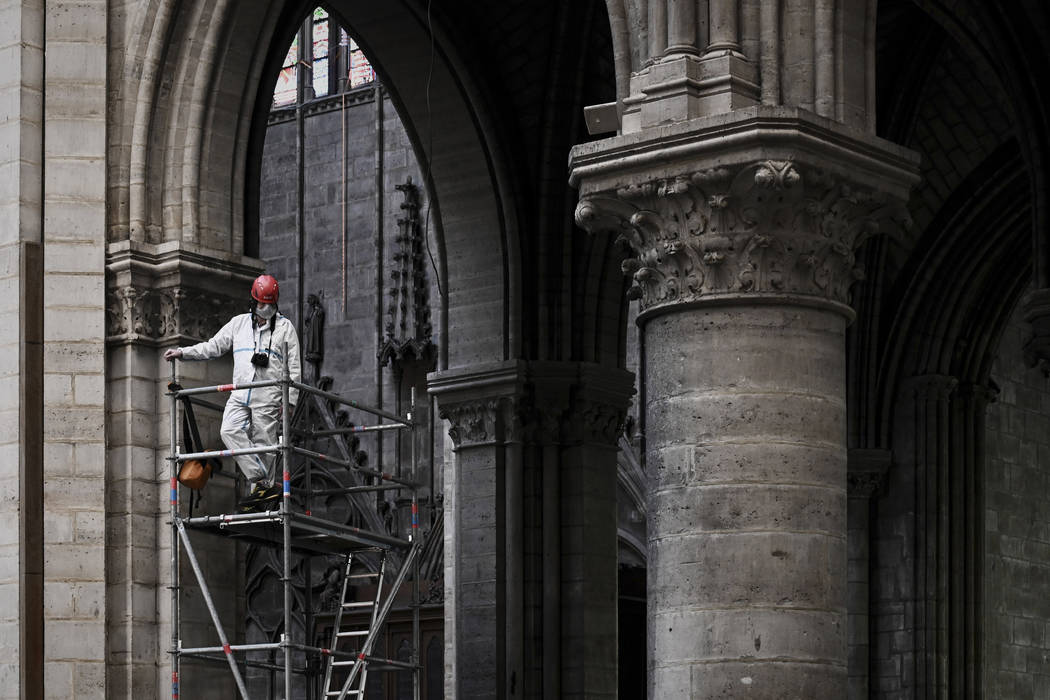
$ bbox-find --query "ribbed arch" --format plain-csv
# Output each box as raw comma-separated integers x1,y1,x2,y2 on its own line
876,142,1030,445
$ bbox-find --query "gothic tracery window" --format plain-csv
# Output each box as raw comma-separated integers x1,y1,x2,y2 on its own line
271,7,375,109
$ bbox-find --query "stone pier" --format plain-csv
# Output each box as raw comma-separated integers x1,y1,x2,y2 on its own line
572,109,918,697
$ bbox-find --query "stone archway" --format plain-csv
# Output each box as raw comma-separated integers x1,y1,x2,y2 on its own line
104,1,524,697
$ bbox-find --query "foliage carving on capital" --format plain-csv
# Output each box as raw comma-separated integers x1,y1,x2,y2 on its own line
106,283,244,343
440,399,500,447
847,471,885,499
563,398,627,446
576,160,912,311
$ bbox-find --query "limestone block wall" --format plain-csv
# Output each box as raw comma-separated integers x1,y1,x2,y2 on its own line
43,1,109,697
984,307,1050,698
1,2,108,697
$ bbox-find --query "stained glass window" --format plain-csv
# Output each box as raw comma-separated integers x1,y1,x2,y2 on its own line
272,9,377,108
346,33,375,88
273,34,298,106
312,8,330,96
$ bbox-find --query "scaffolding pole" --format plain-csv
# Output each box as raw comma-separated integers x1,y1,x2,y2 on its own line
282,343,293,700
167,357,426,699
169,362,180,700
410,386,421,700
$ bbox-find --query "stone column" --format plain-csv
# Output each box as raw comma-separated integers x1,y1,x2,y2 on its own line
430,361,528,700
430,361,633,700
873,376,996,698
846,449,890,699
572,110,917,698
555,364,634,698
613,0,874,134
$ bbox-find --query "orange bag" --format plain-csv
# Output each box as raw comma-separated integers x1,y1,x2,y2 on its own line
178,458,213,490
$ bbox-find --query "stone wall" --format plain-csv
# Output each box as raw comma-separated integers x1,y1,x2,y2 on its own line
984,305,1050,698
259,87,441,503
0,2,110,697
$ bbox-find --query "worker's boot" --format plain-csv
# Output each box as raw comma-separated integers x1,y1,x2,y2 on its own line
237,482,281,513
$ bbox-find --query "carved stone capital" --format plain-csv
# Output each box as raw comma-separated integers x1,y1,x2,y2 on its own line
847,448,892,500
564,399,627,446
429,361,634,449
570,108,920,320
105,239,262,346
429,361,529,449
440,399,501,447
563,363,636,447
576,158,911,317
105,283,245,343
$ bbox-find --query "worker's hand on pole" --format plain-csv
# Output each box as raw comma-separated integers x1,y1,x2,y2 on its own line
164,348,183,361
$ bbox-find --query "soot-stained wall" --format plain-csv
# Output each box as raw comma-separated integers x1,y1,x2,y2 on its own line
985,305,1050,698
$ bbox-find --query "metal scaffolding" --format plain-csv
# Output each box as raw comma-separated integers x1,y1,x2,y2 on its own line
167,351,424,700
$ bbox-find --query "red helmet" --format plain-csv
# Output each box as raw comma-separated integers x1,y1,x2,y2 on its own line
251,274,279,304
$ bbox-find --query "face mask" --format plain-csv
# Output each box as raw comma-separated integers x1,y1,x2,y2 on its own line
256,304,277,320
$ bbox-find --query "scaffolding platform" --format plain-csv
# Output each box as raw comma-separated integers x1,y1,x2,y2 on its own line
182,510,412,557
167,350,426,700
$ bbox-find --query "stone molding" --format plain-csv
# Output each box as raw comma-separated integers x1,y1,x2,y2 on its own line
105,240,262,346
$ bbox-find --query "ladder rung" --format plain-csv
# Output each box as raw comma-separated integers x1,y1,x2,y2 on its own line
326,691,361,697
347,572,379,579
336,630,369,637
332,660,358,666
342,601,374,608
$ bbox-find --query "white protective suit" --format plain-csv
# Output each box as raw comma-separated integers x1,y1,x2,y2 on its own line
179,312,302,487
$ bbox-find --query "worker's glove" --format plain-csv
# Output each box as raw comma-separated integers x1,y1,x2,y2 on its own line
164,348,183,361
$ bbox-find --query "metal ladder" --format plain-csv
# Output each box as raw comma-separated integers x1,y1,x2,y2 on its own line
321,551,387,699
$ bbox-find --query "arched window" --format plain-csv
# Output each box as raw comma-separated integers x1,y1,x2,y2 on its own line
271,6,374,109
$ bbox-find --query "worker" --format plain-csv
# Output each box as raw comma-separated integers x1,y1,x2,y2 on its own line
164,274,301,510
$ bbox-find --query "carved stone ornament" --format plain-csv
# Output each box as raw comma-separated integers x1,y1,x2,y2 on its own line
380,177,436,368
575,160,912,314
440,399,500,447
106,283,245,343
564,399,627,446
847,471,886,499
